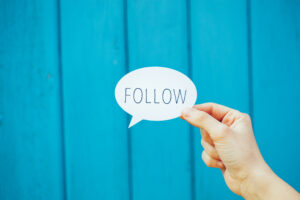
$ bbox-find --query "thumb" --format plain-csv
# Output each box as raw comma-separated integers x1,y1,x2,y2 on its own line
182,107,228,141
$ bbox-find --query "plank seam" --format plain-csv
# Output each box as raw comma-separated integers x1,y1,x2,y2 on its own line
57,0,68,199
123,0,133,199
186,0,196,199
247,0,254,121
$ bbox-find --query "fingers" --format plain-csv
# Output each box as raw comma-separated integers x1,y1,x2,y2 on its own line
201,139,220,160
202,151,224,168
200,128,214,146
182,107,229,141
193,103,237,122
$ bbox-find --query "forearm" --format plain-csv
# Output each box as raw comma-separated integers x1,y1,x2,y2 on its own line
241,164,300,200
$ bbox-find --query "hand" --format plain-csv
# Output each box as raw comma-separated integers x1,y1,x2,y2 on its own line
181,103,299,200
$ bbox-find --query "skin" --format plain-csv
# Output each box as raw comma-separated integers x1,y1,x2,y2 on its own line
181,103,300,200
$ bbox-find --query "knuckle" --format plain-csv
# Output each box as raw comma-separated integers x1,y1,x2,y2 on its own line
232,110,242,115
203,132,210,141
242,113,250,119
207,151,215,161
202,151,213,167
207,147,218,159
243,113,252,122
203,133,214,146
209,148,217,158
205,159,214,167
203,142,211,153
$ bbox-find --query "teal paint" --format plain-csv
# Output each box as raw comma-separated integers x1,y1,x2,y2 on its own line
0,0,64,199
59,0,129,199
190,1,249,199
185,0,196,199
0,0,299,199
126,0,192,200
251,0,300,191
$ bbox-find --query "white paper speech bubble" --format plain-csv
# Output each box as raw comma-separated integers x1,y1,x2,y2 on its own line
115,66,197,128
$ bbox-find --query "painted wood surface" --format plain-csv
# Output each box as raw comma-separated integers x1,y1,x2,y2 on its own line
0,0,299,199
60,0,129,199
127,0,192,200
0,0,64,199
251,0,300,191
191,1,249,199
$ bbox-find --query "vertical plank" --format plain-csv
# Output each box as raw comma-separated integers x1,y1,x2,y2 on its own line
251,0,300,191
60,0,129,199
126,0,192,200
190,0,249,199
0,0,64,199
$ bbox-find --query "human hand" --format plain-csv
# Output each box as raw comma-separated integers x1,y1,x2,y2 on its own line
181,103,299,200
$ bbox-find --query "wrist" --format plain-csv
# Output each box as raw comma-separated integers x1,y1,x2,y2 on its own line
241,162,275,199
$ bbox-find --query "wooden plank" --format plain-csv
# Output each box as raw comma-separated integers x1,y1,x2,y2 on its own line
59,0,129,199
126,0,192,199
0,0,64,199
251,0,300,191
190,0,249,199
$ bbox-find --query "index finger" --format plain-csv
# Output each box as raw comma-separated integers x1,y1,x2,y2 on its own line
193,103,238,121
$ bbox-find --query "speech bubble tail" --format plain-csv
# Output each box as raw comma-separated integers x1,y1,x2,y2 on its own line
128,116,142,128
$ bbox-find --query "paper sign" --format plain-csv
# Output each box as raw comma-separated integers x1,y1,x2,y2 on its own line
115,66,197,128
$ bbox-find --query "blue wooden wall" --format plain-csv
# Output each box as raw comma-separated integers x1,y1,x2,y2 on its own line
0,0,299,200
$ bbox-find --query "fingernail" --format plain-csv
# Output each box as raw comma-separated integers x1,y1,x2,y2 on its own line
182,107,193,118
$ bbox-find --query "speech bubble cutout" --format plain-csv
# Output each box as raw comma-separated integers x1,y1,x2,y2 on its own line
115,66,197,128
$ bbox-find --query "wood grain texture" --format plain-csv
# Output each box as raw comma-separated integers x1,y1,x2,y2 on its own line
251,0,300,191
0,0,64,199
126,0,192,199
190,0,249,199
59,0,129,199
